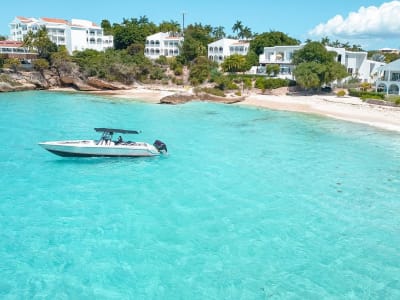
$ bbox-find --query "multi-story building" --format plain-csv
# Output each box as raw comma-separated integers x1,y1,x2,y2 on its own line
258,44,385,84
207,38,250,64
144,32,183,59
375,59,400,94
9,16,113,54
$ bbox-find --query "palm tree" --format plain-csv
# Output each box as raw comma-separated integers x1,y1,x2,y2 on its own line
321,36,330,45
138,15,149,24
212,26,225,39
232,21,243,38
332,39,341,48
240,26,252,40
159,20,181,34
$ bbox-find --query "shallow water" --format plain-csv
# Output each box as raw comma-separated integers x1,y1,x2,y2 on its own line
0,91,399,299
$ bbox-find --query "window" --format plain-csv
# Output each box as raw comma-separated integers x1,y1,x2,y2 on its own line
391,72,400,81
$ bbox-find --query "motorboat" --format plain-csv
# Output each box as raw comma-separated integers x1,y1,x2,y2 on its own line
38,128,167,157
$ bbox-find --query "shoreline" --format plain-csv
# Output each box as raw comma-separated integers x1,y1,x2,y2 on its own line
49,86,400,133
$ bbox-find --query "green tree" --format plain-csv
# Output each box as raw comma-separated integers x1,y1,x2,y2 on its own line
0,35,6,41
212,26,226,40
4,58,20,72
0,54,5,68
101,19,113,35
266,64,280,76
180,23,213,63
113,18,157,50
320,36,330,45
249,31,300,55
33,58,50,73
240,26,252,40
292,41,336,65
189,56,215,85
232,21,243,38
50,45,72,74
23,26,57,60
221,54,249,73
293,62,322,90
245,50,259,68
126,43,144,55
159,20,181,33
384,53,400,63
292,42,348,89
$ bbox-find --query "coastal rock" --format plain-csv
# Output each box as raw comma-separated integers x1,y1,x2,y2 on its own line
0,82,14,92
160,92,245,104
60,75,99,91
0,81,36,92
87,77,128,90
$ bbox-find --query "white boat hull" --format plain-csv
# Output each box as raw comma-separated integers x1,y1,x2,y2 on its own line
38,140,161,157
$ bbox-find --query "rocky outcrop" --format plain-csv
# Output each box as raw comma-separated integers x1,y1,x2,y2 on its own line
0,65,132,92
59,75,99,91
160,92,245,104
0,70,48,92
87,77,128,90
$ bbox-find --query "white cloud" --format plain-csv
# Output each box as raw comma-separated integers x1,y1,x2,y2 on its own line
309,1,400,39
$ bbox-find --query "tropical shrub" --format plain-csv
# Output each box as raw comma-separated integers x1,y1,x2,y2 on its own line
255,77,293,90
348,89,385,100
336,90,346,97
33,58,50,72
194,87,225,97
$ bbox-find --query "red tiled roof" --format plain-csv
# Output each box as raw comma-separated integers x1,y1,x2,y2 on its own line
0,40,24,47
17,16,34,23
40,17,69,24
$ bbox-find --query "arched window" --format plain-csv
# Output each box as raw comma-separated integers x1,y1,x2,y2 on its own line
219,47,223,52
377,83,387,93
209,47,213,53
214,47,218,52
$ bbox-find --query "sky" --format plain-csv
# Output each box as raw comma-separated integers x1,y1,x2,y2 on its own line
1,0,399,50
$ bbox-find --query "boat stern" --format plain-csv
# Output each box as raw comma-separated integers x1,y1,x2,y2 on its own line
153,140,167,153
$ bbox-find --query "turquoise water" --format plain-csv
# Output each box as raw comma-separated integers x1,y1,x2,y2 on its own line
0,91,399,299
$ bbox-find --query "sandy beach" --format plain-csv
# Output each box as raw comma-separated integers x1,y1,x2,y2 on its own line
240,93,400,133
51,86,400,133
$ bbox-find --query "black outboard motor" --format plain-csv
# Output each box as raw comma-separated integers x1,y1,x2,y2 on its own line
153,140,167,153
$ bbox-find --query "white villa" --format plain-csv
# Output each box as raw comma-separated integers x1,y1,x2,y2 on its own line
9,16,114,54
144,32,183,59
375,59,400,94
258,44,385,84
207,38,250,64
